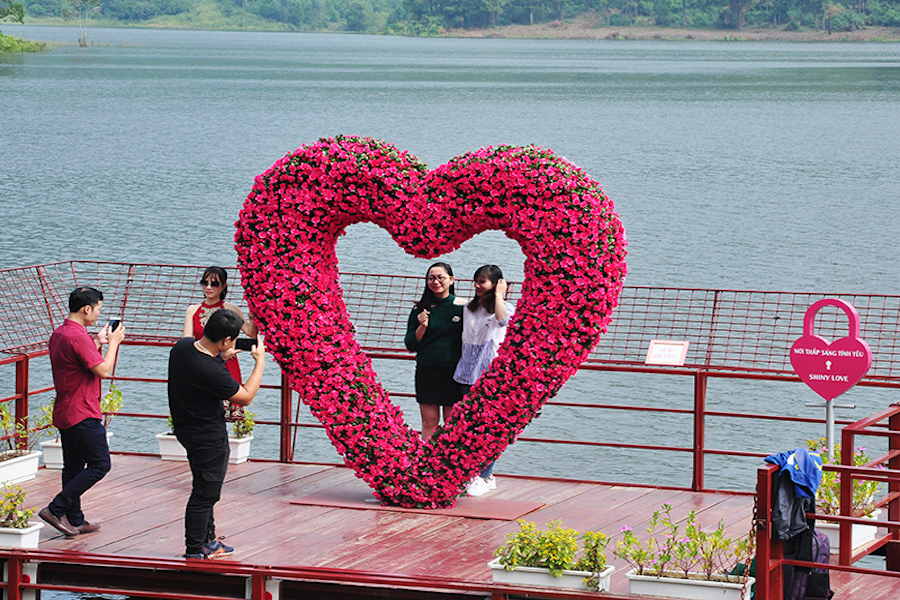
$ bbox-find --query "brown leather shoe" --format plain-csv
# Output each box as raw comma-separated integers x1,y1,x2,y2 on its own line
38,507,79,536
72,519,100,534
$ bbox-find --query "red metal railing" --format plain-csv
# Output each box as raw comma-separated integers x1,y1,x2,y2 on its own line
0,548,618,600
834,405,900,565
6,262,900,598
3,261,900,492
755,405,900,600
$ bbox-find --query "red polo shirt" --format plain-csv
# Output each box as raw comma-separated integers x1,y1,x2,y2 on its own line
49,319,105,429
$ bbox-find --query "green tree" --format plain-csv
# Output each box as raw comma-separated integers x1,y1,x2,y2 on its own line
1,0,26,22
1,0,47,53
722,0,756,25
346,0,373,28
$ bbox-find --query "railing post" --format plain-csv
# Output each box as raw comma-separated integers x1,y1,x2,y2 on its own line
14,355,29,451
756,464,783,600
886,405,900,570
692,370,707,492
280,372,292,463
838,423,854,565
3,554,23,600
246,572,277,600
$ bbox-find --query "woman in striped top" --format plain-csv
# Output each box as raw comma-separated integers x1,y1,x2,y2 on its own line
454,264,514,496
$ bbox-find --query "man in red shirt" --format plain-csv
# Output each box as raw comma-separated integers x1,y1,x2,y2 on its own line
39,287,125,537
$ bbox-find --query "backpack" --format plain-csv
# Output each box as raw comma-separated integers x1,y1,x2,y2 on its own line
785,529,834,600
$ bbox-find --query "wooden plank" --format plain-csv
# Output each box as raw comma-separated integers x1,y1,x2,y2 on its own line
16,456,900,600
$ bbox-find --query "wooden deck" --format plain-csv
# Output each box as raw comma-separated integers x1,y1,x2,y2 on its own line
15,455,900,599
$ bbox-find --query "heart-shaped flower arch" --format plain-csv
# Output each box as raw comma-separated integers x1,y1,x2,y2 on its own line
235,136,627,508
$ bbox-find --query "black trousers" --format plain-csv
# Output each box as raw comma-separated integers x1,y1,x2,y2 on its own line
50,418,111,526
180,435,229,554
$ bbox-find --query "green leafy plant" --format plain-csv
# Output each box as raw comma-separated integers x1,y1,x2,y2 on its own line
231,411,256,439
494,519,609,588
0,401,54,458
0,484,35,529
614,503,754,582
101,383,123,429
575,529,612,589
30,403,54,447
808,438,882,517
0,402,24,458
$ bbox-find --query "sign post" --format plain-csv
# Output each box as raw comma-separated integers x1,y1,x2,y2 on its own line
789,298,872,460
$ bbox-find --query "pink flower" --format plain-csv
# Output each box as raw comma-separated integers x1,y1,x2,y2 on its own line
234,136,627,508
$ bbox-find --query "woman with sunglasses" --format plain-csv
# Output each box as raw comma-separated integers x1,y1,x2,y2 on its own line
182,266,258,419
404,262,466,441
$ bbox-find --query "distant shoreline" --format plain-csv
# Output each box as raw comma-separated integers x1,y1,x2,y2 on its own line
446,16,900,42
9,16,900,42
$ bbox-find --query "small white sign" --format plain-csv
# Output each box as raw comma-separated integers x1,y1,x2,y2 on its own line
645,340,690,366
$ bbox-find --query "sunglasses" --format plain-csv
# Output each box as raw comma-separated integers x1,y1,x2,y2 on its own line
200,279,222,288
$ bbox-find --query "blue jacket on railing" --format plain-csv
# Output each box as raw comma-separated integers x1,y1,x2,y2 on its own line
765,447,823,499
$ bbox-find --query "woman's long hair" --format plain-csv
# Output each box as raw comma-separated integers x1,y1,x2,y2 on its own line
201,266,229,301
415,262,455,310
467,264,503,314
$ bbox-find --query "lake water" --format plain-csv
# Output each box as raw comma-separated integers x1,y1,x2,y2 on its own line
2,27,900,567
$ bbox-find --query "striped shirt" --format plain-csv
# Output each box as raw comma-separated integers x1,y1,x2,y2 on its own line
453,301,514,385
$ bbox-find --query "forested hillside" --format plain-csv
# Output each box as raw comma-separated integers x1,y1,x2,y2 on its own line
20,0,900,35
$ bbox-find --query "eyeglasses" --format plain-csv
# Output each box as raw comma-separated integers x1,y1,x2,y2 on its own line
427,275,450,283
200,279,222,288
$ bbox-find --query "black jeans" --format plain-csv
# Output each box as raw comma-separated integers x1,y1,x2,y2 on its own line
180,435,230,554
49,418,111,526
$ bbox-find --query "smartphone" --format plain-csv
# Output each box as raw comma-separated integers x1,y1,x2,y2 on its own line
108,317,121,332
234,337,256,351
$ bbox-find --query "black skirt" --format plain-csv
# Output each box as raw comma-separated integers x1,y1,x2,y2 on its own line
415,363,463,407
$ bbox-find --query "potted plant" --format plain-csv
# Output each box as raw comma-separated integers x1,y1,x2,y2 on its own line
614,503,755,600
37,402,65,469
157,411,256,463
40,387,118,470
488,519,615,591
229,411,255,464
100,382,123,432
807,438,882,553
0,483,44,548
156,415,188,461
0,402,46,483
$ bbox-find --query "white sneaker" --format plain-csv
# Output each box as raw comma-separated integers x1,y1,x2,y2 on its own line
484,476,497,490
466,477,490,497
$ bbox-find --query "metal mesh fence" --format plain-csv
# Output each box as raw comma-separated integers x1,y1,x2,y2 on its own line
589,287,900,379
2,261,900,383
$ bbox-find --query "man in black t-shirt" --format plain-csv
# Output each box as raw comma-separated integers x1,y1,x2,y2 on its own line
168,308,265,560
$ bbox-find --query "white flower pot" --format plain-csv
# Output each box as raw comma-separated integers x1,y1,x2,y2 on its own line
818,509,881,554
625,568,754,600
0,521,44,549
40,439,64,469
228,435,253,464
488,557,614,591
157,434,253,464
155,433,187,461
41,432,114,470
0,450,42,484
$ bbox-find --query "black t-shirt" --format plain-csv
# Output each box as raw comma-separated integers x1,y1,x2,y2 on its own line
167,337,240,444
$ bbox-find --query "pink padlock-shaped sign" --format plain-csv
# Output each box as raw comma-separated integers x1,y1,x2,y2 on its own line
790,298,872,401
